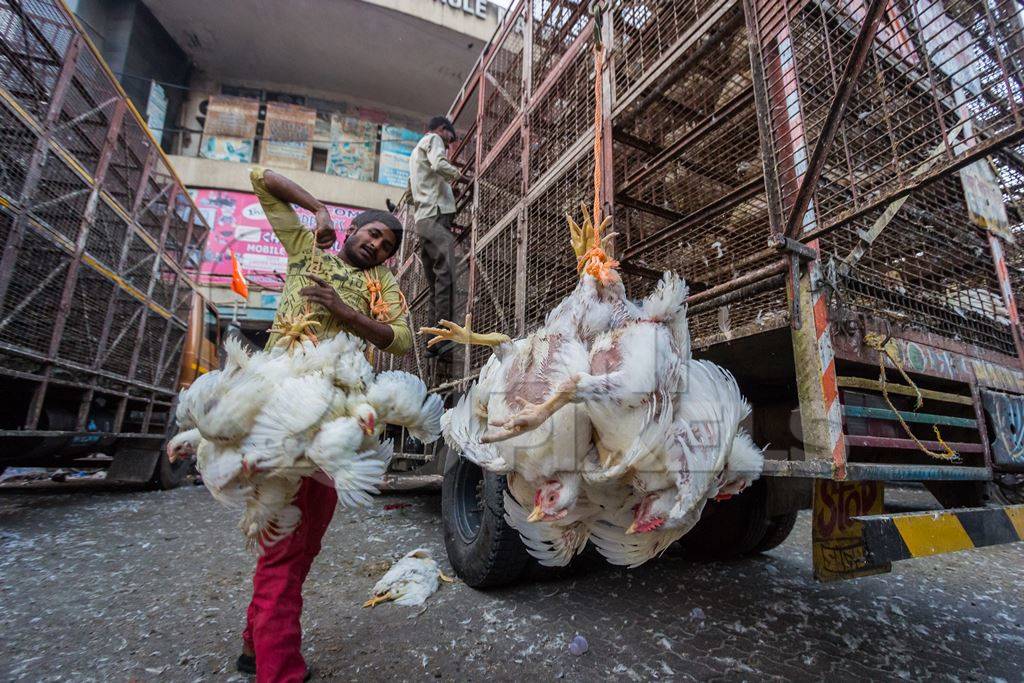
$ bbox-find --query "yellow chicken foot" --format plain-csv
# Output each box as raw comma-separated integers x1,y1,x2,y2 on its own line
420,314,510,348
270,311,323,352
481,376,580,443
362,591,397,608
438,571,456,583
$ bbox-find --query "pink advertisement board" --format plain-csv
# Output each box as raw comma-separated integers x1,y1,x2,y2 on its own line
191,188,362,287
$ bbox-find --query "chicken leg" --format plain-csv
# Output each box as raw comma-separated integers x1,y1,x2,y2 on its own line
420,314,510,348
362,591,396,608
481,375,581,443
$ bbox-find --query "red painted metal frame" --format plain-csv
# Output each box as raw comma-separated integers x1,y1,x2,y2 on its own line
26,98,128,429
0,32,82,306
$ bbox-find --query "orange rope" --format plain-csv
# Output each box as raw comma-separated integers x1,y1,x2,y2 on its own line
364,271,408,324
577,6,618,286
592,40,604,232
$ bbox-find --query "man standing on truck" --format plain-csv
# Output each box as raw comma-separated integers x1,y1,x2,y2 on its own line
409,115,461,358
238,167,411,682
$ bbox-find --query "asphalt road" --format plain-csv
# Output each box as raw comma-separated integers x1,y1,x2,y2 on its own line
1,481,1022,682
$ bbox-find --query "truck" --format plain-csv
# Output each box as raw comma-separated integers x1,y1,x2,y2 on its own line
377,0,1024,584
0,0,217,489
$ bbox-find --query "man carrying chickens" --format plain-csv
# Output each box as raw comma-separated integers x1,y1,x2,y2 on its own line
238,167,412,682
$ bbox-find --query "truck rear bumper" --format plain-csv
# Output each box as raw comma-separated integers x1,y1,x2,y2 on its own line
855,505,1024,569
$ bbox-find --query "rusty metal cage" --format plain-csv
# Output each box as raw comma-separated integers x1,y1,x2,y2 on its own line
409,0,1023,401
749,0,1024,356
0,0,211,434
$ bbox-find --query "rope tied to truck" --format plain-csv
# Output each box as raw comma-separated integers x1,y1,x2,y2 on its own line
863,332,959,462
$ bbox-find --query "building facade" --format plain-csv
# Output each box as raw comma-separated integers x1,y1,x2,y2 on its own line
70,0,504,345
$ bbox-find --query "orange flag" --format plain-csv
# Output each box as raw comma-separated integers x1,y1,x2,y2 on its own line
230,250,249,299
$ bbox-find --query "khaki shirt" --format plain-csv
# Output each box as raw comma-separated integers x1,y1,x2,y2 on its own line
409,132,460,222
251,167,412,355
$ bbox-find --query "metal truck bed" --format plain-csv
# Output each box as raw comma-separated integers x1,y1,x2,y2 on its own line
383,0,1024,580
0,0,211,485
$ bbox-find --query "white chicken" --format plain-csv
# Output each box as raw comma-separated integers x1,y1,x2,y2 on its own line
426,210,628,566
527,362,762,569
943,284,1010,325
168,329,443,551
592,361,762,567
363,548,454,608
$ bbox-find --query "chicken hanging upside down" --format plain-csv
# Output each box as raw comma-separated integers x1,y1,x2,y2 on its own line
167,322,444,552
425,207,764,569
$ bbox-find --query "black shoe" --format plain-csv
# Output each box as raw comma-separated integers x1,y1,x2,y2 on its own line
236,653,256,675
385,198,398,213
236,653,311,680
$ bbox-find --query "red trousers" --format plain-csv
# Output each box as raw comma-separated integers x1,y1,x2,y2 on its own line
243,476,337,683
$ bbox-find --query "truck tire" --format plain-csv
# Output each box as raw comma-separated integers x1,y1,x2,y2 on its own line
751,511,799,553
679,480,772,559
990,473,1024,505
148,451,189,490
441,451,530,588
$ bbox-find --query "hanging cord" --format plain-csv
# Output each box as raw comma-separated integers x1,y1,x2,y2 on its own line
363,270,408,324
574,1,619,286
863,332,959,461
591,0,606,229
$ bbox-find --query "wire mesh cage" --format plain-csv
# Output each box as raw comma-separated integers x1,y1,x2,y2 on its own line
0,0,212,431
748,0,1024,354
439,0,1023,397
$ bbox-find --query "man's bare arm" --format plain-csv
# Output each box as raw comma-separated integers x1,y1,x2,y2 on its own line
301,275,395,350
262,170,335,249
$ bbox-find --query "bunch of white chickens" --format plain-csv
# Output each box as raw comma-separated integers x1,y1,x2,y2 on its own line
167,332,443,551
429,212,764,568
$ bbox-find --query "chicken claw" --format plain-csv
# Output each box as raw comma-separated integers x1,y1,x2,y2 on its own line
362,591,396,608
482,376,580,443
419,314,510,348
568,202,613,261
270,310,322,352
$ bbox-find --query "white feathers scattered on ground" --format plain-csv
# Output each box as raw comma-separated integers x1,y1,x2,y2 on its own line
168,332,443,552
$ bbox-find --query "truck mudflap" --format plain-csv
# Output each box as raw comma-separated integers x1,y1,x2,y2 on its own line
855,505,1024,571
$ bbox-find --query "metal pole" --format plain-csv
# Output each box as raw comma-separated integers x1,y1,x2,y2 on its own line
515,0,532,338
783,0,888,238
987,233,1024,369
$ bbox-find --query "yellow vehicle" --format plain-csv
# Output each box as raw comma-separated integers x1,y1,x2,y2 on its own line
179,295,221,390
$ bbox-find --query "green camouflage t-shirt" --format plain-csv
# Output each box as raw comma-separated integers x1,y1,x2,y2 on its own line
250,167,411,355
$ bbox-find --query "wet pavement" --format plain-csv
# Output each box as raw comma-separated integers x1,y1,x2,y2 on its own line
1,481,1022,682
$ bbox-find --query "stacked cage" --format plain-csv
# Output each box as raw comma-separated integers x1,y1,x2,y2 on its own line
611,0,790,348
748,0,1024,356
0,0,209,433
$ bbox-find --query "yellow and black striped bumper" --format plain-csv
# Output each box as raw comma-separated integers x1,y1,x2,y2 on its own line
854,505,1024,567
